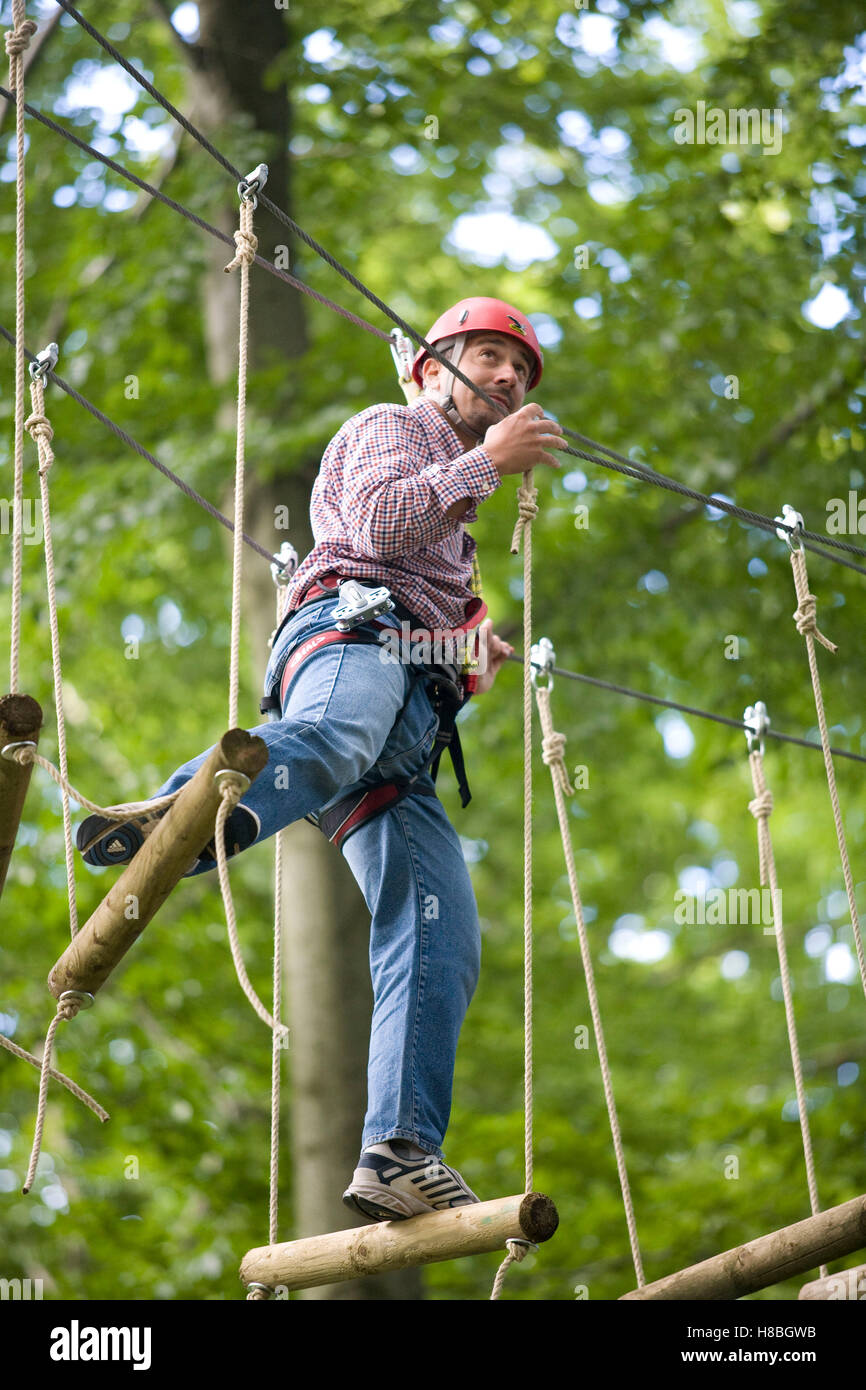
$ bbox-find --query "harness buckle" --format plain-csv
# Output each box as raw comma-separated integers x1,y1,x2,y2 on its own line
333,579,395,631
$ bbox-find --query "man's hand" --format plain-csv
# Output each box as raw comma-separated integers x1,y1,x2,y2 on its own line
473,619,514,695
483,404,567,477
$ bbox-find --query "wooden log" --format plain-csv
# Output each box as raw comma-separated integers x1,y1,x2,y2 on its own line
240,1192,559,1292
0,693,43,898
47,728,267,1000
620,1194,866,1300
799,1262,866,1300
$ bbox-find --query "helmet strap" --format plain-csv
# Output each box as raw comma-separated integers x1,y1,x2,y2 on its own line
429,334,485,444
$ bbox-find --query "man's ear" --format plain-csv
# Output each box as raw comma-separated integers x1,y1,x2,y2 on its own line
421,355,441,393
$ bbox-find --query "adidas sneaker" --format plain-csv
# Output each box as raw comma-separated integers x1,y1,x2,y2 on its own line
76,802,260,870
342,1139,480,1222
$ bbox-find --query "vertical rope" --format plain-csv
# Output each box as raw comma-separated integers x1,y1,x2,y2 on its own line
22,994,81,1194
788,548,866,1001
747,749,825,1278
6,3,37,692
26,375,77,934
491,471,539,1300
224,196,257,729
269,583,291,1251
511,469,538,1195
213,779,279,1032
535,683,645,1286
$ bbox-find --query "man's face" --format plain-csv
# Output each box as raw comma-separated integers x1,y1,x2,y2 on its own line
423,332,534,436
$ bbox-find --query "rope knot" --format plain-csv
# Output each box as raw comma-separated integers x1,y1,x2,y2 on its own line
541,730,567,767
56,998,80,1022
25,411,54,447
510,480,539,554
748,789,773,821
5,18,37,57
793,591,837,653
224,227,258,273
540,728,574,796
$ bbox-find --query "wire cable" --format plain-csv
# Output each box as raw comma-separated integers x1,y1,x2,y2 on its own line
44,3,866,569
505,654,866,766
0,323,280,567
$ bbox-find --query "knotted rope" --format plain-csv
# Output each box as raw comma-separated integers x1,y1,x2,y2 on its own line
269,582,292,1251
6,2,37,693
510,477,538,556
490,1237,533,1301
2,743,181,822
746,745,825,1278
25,372,77,933
491,467,537,1300
223,195,257,729
535,681,645,1288
22,992,99,1194
787,547,865,1002
747,784,774,889
213,773,284,1034
0,1030,108,1121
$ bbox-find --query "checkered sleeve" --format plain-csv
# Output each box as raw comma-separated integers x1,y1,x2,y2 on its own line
342,406,501,559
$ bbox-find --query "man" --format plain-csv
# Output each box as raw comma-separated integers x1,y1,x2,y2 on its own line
77,296,566,1222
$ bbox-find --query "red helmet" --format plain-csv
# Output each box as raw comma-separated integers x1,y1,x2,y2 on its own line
412,297,543,391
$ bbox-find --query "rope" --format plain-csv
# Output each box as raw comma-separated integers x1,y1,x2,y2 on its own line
747,747,826,1278
37,6,866,572
0,324,281,568
213,776,283,1033
3,743,181,821
490,1239,532,1300
15,6,866,573
788,548,866,1001
0,1029,108,1121
535,681,645,1286
269,584,291,1252
504,654,866,767
0,84,389,346
22,992,83,1194
6,2,37,693
491,468,536,1300
4,94,866,580
25,373,78,934
223,194,256,729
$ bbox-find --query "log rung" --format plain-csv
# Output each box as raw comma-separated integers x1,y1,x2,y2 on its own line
239,1192,559,1292
0,693,43,901
47,728,268,1000
620,1194,866,1300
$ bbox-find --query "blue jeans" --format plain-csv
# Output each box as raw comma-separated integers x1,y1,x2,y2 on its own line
152,594,482,1159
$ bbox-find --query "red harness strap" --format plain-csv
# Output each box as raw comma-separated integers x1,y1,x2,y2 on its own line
277,624,390,711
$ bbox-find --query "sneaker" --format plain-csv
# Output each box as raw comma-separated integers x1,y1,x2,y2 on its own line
76,802,260,869
342,1139,481,1222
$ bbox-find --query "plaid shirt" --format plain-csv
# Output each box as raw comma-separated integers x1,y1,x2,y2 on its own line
284,397,502,629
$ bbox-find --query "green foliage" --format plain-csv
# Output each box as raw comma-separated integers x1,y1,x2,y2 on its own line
1,0,865,1302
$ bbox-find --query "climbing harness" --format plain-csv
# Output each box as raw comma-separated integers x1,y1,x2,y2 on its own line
258,576,486,844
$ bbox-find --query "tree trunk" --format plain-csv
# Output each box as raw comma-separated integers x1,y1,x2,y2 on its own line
171,0,421,1299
